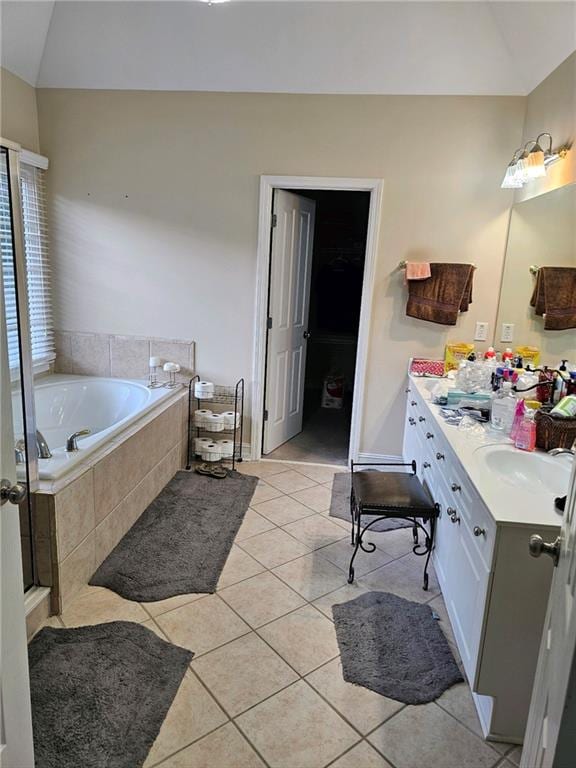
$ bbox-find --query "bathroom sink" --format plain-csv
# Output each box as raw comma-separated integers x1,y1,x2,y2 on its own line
474,445,571,497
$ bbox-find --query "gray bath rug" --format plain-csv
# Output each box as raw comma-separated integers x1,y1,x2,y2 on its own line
333,591,463,704
329,471,411,532
29,621,193,768
90,469,258,601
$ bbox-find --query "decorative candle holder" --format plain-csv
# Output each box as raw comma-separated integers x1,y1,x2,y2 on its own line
163,362,181,388
148,356,163,388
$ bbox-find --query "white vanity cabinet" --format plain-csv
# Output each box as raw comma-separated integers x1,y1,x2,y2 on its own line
402,378,561,743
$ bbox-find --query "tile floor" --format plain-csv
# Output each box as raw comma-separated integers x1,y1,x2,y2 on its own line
40,460,523,768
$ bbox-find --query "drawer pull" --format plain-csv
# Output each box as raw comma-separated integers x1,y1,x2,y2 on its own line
473,526,486,537
405,387,411,394
436,452,445,461
426,432,434,439
418,416,426,422
448,507,460,524
451,483,462,492
423,462,431,469
411,400,417,406
408,417,416,425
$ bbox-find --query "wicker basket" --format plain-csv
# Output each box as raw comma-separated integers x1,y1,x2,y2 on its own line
535,411,576,451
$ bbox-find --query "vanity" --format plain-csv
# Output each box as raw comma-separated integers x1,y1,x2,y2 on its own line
403,376,570,743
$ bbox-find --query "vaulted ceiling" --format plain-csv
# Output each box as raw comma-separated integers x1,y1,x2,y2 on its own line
1,1,575,95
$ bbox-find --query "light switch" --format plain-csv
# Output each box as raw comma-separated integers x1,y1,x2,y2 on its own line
474,322,489,342
501,323,514,343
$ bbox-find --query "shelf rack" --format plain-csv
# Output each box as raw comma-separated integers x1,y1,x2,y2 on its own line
186,375,245,472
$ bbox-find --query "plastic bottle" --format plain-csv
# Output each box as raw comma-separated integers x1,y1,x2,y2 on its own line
490,381,517,434
510,398,526,443
515,409,536,452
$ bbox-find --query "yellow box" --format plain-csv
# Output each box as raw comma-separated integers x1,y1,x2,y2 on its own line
515,346,540,368
444,342,475,373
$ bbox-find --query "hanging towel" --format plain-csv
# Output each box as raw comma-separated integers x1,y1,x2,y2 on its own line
531,267,576,330
405,262,432,281
406,263,474,326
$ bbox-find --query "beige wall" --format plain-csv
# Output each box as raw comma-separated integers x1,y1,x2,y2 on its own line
37,89,525,455
0,67,40,152
516,52,575,204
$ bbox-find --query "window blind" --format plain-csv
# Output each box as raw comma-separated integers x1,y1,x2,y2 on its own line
0,154,53,372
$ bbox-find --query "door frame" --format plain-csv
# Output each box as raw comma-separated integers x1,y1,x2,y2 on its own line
251,175,384,464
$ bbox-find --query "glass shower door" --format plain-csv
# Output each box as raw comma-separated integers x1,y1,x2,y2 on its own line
1,143,39,592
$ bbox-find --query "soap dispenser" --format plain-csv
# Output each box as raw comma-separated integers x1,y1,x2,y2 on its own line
514,409,536,452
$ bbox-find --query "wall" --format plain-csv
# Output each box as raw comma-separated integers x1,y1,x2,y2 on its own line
0,67,40,151
516,52,575,204
36,89,525,455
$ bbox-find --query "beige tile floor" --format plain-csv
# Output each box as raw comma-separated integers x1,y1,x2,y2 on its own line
40,460,523,768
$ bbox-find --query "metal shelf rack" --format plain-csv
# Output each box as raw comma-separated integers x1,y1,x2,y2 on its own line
186,375,245,472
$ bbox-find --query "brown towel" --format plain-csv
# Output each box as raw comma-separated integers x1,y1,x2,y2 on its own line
406,263,474,326
531,267,576,330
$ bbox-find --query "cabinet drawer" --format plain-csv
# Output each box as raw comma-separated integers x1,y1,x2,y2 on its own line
444,470,496,569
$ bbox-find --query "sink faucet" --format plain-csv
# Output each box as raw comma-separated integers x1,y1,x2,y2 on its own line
36,430,52,459
548,447,575,457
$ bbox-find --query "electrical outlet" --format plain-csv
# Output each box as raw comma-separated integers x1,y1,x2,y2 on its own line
474,322,489,342
501,323,514,343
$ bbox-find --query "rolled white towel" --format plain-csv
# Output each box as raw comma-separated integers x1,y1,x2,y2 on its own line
222,411,240,429
194,409,213,427
218,439,234,457
195,381,215,399
203,413,225,432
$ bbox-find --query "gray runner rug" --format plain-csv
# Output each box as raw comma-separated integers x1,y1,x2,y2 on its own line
329,471,411,532
91,469,258,601
29,621,193,768
333,591,463,704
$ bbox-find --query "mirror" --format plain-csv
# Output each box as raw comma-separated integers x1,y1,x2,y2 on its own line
496,183,576,365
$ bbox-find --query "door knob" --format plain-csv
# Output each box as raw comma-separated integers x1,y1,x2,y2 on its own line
529,535,561,567
303,331,311,339
0,478,27,506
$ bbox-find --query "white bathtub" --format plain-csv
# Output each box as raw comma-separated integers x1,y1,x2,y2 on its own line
17,375,180,480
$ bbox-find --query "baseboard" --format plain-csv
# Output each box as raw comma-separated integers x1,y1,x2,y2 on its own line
355,453,403,464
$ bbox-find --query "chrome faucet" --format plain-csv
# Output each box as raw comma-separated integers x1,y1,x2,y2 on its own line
36,430,52,459
548,447,575,457
66,429,91,452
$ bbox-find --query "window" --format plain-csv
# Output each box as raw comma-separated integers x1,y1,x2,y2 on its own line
0,151,53,372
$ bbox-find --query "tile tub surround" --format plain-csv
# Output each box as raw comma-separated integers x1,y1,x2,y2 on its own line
54,331,195,382
36,393,188,613
34,460,520,768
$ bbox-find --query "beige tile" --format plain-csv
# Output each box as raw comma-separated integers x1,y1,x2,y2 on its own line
60,585,148,627
219,571,305,628
144,672,227,767
282,514,347,550
238,528,310,569
150,338,195,379
94,506,127,569
193,632,298,716
234,508,276,542
158,722,265,768
141,618,169,641
237,461,292,479
507,746,523,765
53,330,73,373
141,592,207,618
69,332,111,376
359,553,439,603
216,545,266,589
368,704,500,768
330,742,393,768
253,494,316,526
258,604,339,675
306,658,403,734
437,684,509,754
290,483,333,512
251,481,285,505
375,527,416,559
110,335,150,379
319,538,395,577
59,532,96,608
273,552,348,600
26,595,51,640
312,582,369,620
41,615,64,630
155,594,250,656
54,470,95,562
296,464,347,484
265,469,318,494
236,680,359,768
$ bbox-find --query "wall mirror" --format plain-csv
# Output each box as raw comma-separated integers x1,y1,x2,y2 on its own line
496,182,576,365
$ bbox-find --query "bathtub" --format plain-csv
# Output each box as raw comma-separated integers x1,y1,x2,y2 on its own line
19,375,179,480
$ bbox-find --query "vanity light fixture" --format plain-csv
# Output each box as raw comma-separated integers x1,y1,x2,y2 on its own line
501,133,568,189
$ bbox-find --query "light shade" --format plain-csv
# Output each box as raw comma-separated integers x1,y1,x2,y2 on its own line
501,163,523,189
525,145,546,179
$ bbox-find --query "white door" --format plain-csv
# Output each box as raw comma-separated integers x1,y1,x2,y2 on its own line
0,145,35,768
263,190,316,454
522,457,576,768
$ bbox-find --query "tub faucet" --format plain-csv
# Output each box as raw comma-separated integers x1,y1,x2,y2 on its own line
548,447,575,458
36,430,52,459
66,429,91,452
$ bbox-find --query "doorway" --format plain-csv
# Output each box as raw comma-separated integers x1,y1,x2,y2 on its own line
252,176,383,467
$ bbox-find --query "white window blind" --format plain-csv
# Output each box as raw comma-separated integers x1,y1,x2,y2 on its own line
0,153,53,372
